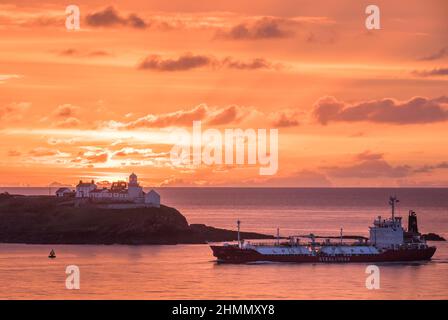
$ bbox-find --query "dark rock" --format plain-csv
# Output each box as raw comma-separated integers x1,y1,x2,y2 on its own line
422,233,446,241
0,195,272,245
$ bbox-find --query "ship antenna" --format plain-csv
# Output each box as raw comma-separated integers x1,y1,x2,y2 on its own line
237,220,241,248
389,196,399,220
340,227,343,245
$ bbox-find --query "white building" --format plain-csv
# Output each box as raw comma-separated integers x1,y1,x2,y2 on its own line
145,189,161,208
128,173,144,199
55,187,73,197
75,180,97,198
75,173,161,207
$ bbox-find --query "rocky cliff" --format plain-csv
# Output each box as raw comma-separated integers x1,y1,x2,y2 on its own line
0,194,272,245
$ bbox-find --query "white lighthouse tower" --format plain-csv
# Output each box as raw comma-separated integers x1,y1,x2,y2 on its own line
127,172,143,200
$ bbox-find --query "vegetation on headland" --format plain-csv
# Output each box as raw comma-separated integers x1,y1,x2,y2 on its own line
0,194,273,245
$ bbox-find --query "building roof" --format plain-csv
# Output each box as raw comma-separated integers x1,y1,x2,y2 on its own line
90,189,128,194
77,183,95,187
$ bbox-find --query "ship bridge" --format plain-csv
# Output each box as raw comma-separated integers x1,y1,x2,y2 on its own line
369,196,405,249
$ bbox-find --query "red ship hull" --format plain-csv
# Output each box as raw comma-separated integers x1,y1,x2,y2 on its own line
210,245,436,264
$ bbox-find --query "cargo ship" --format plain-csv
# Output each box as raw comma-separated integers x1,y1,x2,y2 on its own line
210,197,436,263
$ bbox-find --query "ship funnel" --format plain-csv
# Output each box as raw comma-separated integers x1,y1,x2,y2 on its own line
408,210,419,234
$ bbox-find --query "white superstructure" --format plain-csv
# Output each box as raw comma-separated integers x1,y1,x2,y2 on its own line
369,196,404,249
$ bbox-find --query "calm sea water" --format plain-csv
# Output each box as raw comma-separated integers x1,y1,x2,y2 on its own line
0,188,447,299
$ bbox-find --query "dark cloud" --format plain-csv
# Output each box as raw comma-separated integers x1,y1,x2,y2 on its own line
355,150,384,161
127,13,147,29
59,48,78,56
414,162,448,173
271,110,300,127
313,96,448,125
222,57,274,70
53,104,78,117
324,160,411,178
85,6,148,29
138,53,276,72
413,68,448,77
419,47,448,61
219,17,292,40
58,49,111,57
139,53,212,71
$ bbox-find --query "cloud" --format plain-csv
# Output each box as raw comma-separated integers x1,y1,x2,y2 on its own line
53,117,81,127
355,150,384,161
112,147,165,159
221,57,275,70
0,102,30,121
419,47,448,61
58,49,111,57
413,68,448,77
0,74,21,84
85,6,148,29
84,152,108,163
53,104,78,117
120,104,208,128
262,170,332,187
138,53,277,72
126,13,147,29
28,147,66,157
414,162,448,173
49,104,80,127
270,109,301,127
312,96,448,125
206,105,244,125
72,151,109,164
218,17,292,40
159,177,210,187
107,104,258,129
323,160,411,178
47,137,78,145
7,150,21,157
139,53,212,71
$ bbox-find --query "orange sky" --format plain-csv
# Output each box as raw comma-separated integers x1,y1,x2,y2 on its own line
0,0,447,187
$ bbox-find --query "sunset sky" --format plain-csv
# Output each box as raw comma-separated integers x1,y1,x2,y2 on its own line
0,0,447,187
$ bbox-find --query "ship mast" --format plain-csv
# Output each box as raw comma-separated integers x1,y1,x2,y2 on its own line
389,196,399,220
